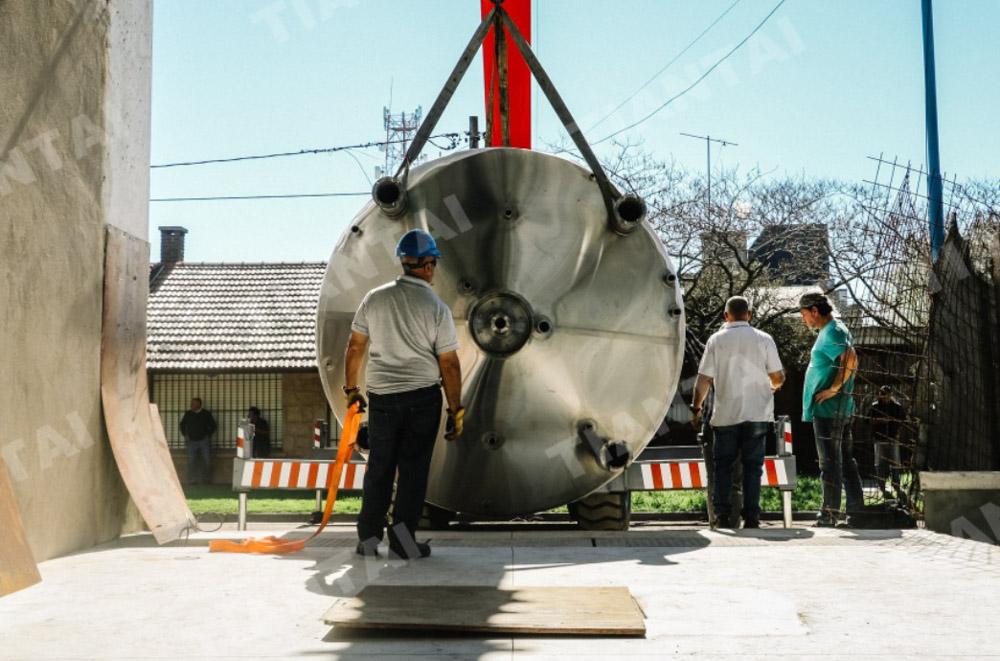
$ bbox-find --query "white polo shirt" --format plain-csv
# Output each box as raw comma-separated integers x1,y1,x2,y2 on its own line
351,275,459,395
698,321,783,427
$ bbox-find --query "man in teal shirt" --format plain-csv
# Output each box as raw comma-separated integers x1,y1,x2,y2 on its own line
800,292,863,526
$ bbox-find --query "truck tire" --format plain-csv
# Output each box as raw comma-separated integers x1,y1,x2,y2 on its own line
569,492,631,530
420,502,454,530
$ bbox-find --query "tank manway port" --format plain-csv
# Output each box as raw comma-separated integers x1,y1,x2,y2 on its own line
469,291,534,356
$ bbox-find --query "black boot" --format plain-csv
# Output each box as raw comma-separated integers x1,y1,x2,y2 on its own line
389,539,431,559
387,523,431,559
356,539,380,557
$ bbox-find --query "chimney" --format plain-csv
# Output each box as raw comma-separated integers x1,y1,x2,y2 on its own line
158,226,188,264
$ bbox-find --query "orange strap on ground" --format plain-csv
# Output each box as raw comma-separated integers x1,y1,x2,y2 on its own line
208,404,362,554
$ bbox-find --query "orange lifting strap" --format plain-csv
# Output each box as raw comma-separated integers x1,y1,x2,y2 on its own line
209,404,362,554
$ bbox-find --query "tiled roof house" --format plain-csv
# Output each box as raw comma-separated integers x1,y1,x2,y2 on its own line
148,261,325,371
147,227,332,482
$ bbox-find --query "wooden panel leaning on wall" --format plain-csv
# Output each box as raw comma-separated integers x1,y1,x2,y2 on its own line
101,226,197,544
0,456,41,598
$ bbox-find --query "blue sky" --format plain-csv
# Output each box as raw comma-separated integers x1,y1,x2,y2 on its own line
149,0,1000,262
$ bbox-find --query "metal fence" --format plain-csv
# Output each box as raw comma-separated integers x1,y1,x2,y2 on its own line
150,372,284,450
836,156,999,512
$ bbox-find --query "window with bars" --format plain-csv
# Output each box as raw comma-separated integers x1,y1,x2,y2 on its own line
151,372,283,450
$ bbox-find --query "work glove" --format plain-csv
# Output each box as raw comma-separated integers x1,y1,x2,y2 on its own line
445,406,465,441
344,386,367,413
689,405,703,430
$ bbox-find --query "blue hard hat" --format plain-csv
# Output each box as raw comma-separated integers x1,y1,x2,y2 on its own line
396,229,441,259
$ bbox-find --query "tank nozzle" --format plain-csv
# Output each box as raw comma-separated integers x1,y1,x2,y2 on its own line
611,194,646,235
372,177,407,217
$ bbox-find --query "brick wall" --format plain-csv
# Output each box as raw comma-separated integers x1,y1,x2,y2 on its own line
172,450,235,486
282,371,330,458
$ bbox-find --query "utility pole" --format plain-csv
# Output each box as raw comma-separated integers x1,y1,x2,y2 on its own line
381,106,423,174
469,115,480,149
921,0,945,261
680,132,737,220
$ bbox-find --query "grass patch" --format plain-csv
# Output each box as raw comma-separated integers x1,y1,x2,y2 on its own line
184,485,361,515
186,477,823,516
631,476,822,512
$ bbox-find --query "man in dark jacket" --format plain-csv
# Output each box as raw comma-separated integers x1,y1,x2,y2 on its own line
180,397,216,485
869,385,906,500
248,406,271,458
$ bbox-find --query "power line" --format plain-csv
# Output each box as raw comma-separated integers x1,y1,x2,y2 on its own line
592,0,787,146
149,133,462,169
150,191,369,202
586,0,743,133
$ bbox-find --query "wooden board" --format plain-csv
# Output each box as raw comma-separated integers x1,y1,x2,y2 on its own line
101,226,197,544
149,403,186,496
0,456,41,597
323,586,646,636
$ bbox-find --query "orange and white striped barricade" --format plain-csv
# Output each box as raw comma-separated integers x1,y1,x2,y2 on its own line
231,419,366,530
775,414,795,526
312,419,323,450
624,416,798,527
312,419,325,511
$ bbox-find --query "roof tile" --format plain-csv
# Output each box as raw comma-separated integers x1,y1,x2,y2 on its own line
147,262,327,370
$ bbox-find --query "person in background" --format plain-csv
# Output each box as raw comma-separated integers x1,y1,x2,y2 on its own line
869,385,906,501
692,296,785,529
248,406,271,458
799,292,863,527
179,397,216,486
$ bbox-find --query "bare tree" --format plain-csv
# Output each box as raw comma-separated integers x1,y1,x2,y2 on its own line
602,144,838,361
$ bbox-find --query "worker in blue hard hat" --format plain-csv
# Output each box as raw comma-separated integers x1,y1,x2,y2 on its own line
344,228,465,560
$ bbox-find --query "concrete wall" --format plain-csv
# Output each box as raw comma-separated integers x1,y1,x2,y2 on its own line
0,1,153,560
922,472,1000,544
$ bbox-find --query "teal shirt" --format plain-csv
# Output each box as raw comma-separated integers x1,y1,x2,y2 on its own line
802,319,855,422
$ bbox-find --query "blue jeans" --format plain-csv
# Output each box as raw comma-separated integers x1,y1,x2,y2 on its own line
357,386,443,545
712,421,768,522
813,416,864,519
186,438,212,485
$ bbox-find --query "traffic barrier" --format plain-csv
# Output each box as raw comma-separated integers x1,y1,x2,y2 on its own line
628,415,797,527
231,418,365,531
232,416,798,529
634,457,794,490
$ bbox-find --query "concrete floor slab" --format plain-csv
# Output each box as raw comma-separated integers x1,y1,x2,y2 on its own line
1,523,998,659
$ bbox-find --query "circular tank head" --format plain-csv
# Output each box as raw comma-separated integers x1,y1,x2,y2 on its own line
317,148,685,517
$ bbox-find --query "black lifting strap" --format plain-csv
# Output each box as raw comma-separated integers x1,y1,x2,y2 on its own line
395,2,620,220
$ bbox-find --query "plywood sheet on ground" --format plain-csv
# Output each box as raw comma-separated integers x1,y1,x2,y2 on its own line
101,227,196,544
323,586,646,636
0,457,41,597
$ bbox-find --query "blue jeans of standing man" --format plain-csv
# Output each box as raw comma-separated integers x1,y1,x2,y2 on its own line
712,421,768,524
813,416,864,521
186,438,212,485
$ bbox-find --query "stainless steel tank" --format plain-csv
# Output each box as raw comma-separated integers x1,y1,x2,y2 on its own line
317,147,685,516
